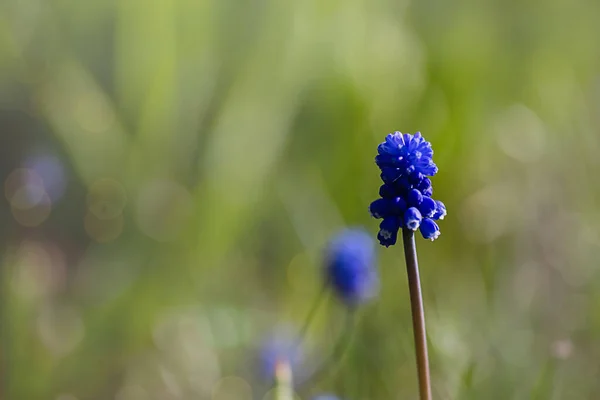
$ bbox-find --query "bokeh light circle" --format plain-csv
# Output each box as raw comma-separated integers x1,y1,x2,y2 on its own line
11,240,67,301
84,212,124,242
5,168,46,209
24,153,67,202
86,178,127,220
37,305,85,357
11,191,52,227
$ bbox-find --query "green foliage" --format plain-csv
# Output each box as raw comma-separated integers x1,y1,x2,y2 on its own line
2,0,600,398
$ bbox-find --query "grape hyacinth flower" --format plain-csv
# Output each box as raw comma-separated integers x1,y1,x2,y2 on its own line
259,331,303,382
370,132,446,246
369,131,447,400
325,228,379,307
312,395,342,400
279,229,377,394
275,229,378,395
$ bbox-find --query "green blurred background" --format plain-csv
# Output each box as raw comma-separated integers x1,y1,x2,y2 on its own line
2,0,600,399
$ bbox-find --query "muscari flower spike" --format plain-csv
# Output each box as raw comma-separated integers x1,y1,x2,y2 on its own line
370,131,446,246
259,330,303,381
325,228,379,306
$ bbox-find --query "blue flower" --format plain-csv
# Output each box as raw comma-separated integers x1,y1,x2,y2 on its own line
370,131,446,245
419,218,440,240
312,395,342,400
416,177,433,197
433,200,446,220
369,198,392,219
378,217,402,247
325,228,379,306
259,330,302,381
376,132,438,180
369,197,406,219
404,207,422,231
407,188,423,207
419,196,437,218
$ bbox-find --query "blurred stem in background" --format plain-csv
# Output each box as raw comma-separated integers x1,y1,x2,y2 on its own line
298,311,357,393
295,285,329,351
275,360,294,400
402,229,432,400
292,286,357,393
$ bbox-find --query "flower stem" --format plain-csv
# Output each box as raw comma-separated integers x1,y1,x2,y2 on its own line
274,360,294,400
297,310,357,390
295,285,328,349
402,228,432,400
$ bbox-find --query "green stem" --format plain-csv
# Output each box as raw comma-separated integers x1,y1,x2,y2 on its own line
294,285,328,350
275,361,294,400
402,228,432,400
298,310,356,390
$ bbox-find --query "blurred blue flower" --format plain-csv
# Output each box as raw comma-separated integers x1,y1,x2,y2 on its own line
370,132,446,245
325,228,379,306
312,395,342,400
259,331,302,381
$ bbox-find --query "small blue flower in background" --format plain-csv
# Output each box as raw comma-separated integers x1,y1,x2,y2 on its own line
259,330,303,381
312,395,342,400
325,228,379,306
370,131,446,245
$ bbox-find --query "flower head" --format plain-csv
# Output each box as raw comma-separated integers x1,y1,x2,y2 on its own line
312,395,342,400
376,132,438,182
325,228,379,306
370,131,446,245
259,330,302,381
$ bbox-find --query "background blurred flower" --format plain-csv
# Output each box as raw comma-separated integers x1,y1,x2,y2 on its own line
325,228,379,306
259,330,303,382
